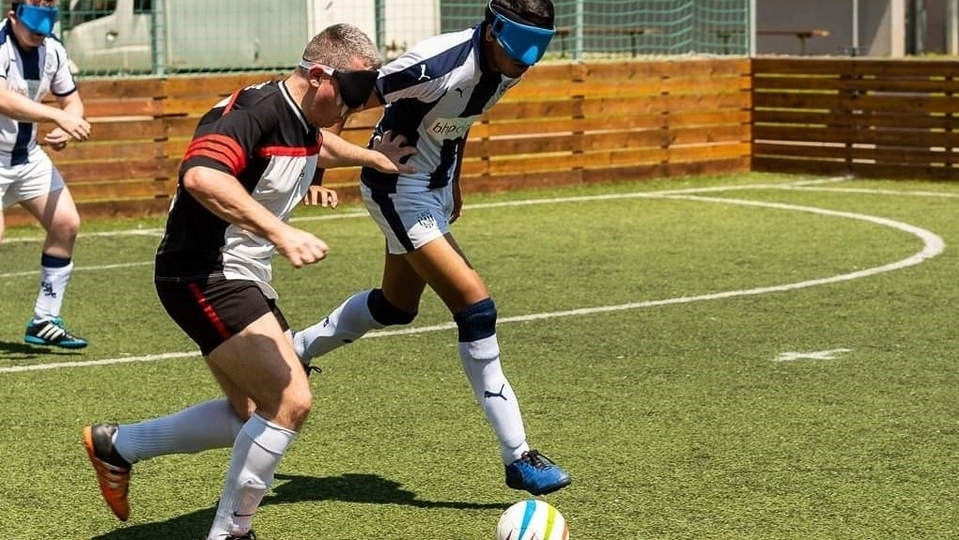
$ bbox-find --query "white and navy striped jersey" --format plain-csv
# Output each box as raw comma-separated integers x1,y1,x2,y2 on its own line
0,19,75,165
362,24,521,194
155,81,321,293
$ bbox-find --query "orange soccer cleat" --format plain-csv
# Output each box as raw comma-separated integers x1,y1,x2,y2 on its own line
82,423,132,521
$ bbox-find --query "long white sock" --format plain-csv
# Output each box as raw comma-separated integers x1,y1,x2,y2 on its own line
459,335,529,464
113,399,244,464
295,290,384,359
207,413,296,540
33,255,73,321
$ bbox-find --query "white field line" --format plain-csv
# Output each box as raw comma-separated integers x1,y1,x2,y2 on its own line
0,191,944,374
0,180,832,278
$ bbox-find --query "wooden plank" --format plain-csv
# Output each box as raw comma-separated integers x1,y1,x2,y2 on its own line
484,134,578,156
42,141,163,162
753,108,959,130
754,142,959,164
83,99,163,118
488,153,581,174
752,92,840,110
754,76,959,94
668,109,750,127
58,160,165,183
66,179,163,202
753,58,853,76
75,78,163,99
754,124,959,147
850,59,959,79
482,99,578,122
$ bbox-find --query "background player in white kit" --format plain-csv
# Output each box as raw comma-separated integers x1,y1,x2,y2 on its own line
0,0,92,348
295,0,571,496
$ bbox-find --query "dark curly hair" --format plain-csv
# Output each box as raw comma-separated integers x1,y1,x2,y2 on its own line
486,0,555,29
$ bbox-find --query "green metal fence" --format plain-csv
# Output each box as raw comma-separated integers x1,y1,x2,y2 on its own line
56,0,751,78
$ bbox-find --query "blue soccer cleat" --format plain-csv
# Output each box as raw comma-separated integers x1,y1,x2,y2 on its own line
24,317,88,349
505,449,571,496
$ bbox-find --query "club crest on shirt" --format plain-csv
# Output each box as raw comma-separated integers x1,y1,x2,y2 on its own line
415,211,437,230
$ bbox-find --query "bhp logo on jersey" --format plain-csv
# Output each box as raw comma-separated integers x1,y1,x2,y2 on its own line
428,117,474,140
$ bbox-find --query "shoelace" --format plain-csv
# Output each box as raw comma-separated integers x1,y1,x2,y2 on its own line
523,450,550,469
305,365,323,376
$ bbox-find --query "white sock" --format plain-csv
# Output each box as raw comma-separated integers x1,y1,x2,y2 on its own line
112,399,244,464
458,335,529,464
295,290,384,359
33,257,73,321
207,413,296,540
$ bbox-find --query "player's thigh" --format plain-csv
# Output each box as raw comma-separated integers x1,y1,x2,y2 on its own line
205,359,255,421
155,277,308,423
206,312,311,428
404,233,490,314
380,251,427,311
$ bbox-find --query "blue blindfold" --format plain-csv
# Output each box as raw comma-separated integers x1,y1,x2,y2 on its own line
488,3,555,66
15,3,58,36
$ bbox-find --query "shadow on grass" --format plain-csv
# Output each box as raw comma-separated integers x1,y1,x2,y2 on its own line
90,472,505,540
0,340,82,360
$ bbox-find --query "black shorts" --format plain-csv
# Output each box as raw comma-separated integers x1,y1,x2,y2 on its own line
155,275,290,356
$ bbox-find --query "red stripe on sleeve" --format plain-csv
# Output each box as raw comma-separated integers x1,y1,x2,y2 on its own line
256,143,321,157
184,134,247,174
188,283,232,340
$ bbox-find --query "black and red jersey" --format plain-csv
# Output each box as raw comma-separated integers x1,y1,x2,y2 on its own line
156,80,321,292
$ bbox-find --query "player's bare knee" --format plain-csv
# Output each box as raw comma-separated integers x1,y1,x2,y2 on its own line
279,388,312,430
47,212,80,245
453,298,499,360
369,288,417,326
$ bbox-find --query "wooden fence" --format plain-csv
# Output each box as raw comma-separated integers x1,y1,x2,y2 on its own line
753,57,959,179
5,58,751,226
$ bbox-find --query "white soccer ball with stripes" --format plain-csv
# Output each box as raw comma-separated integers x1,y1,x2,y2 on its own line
495,499,568,540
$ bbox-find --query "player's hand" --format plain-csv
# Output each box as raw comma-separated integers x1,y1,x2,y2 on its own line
43,128,71,151
303,185,338,208
369,130,417,174
450,180,463,224
273,225,329,268
53,111,90,142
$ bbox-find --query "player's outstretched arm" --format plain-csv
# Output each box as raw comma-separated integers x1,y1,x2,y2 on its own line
318,129,416,174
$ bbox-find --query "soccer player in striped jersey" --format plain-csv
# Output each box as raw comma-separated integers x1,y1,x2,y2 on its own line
295,0,571,496
0,0,92,348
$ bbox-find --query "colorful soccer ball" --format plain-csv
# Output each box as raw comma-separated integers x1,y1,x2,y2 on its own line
495,499,569,540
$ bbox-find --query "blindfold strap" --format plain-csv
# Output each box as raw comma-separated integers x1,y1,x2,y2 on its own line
298,59,379,110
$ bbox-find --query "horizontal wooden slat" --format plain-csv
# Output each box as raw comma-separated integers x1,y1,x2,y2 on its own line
754,142,959,164
41,141,163,162
754,124,959,147
59,159,166,183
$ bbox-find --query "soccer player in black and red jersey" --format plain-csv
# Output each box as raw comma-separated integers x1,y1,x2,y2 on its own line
81,24,415,540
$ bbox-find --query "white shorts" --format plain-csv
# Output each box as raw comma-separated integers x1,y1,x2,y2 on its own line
361,183,453,254
0,147,64,209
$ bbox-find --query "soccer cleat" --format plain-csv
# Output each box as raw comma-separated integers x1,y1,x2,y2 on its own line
225,532,257,540
82,423,132,521
24,317,88,349
505,449,571,496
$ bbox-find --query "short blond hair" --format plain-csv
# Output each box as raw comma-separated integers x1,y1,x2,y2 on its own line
301,23,381,72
